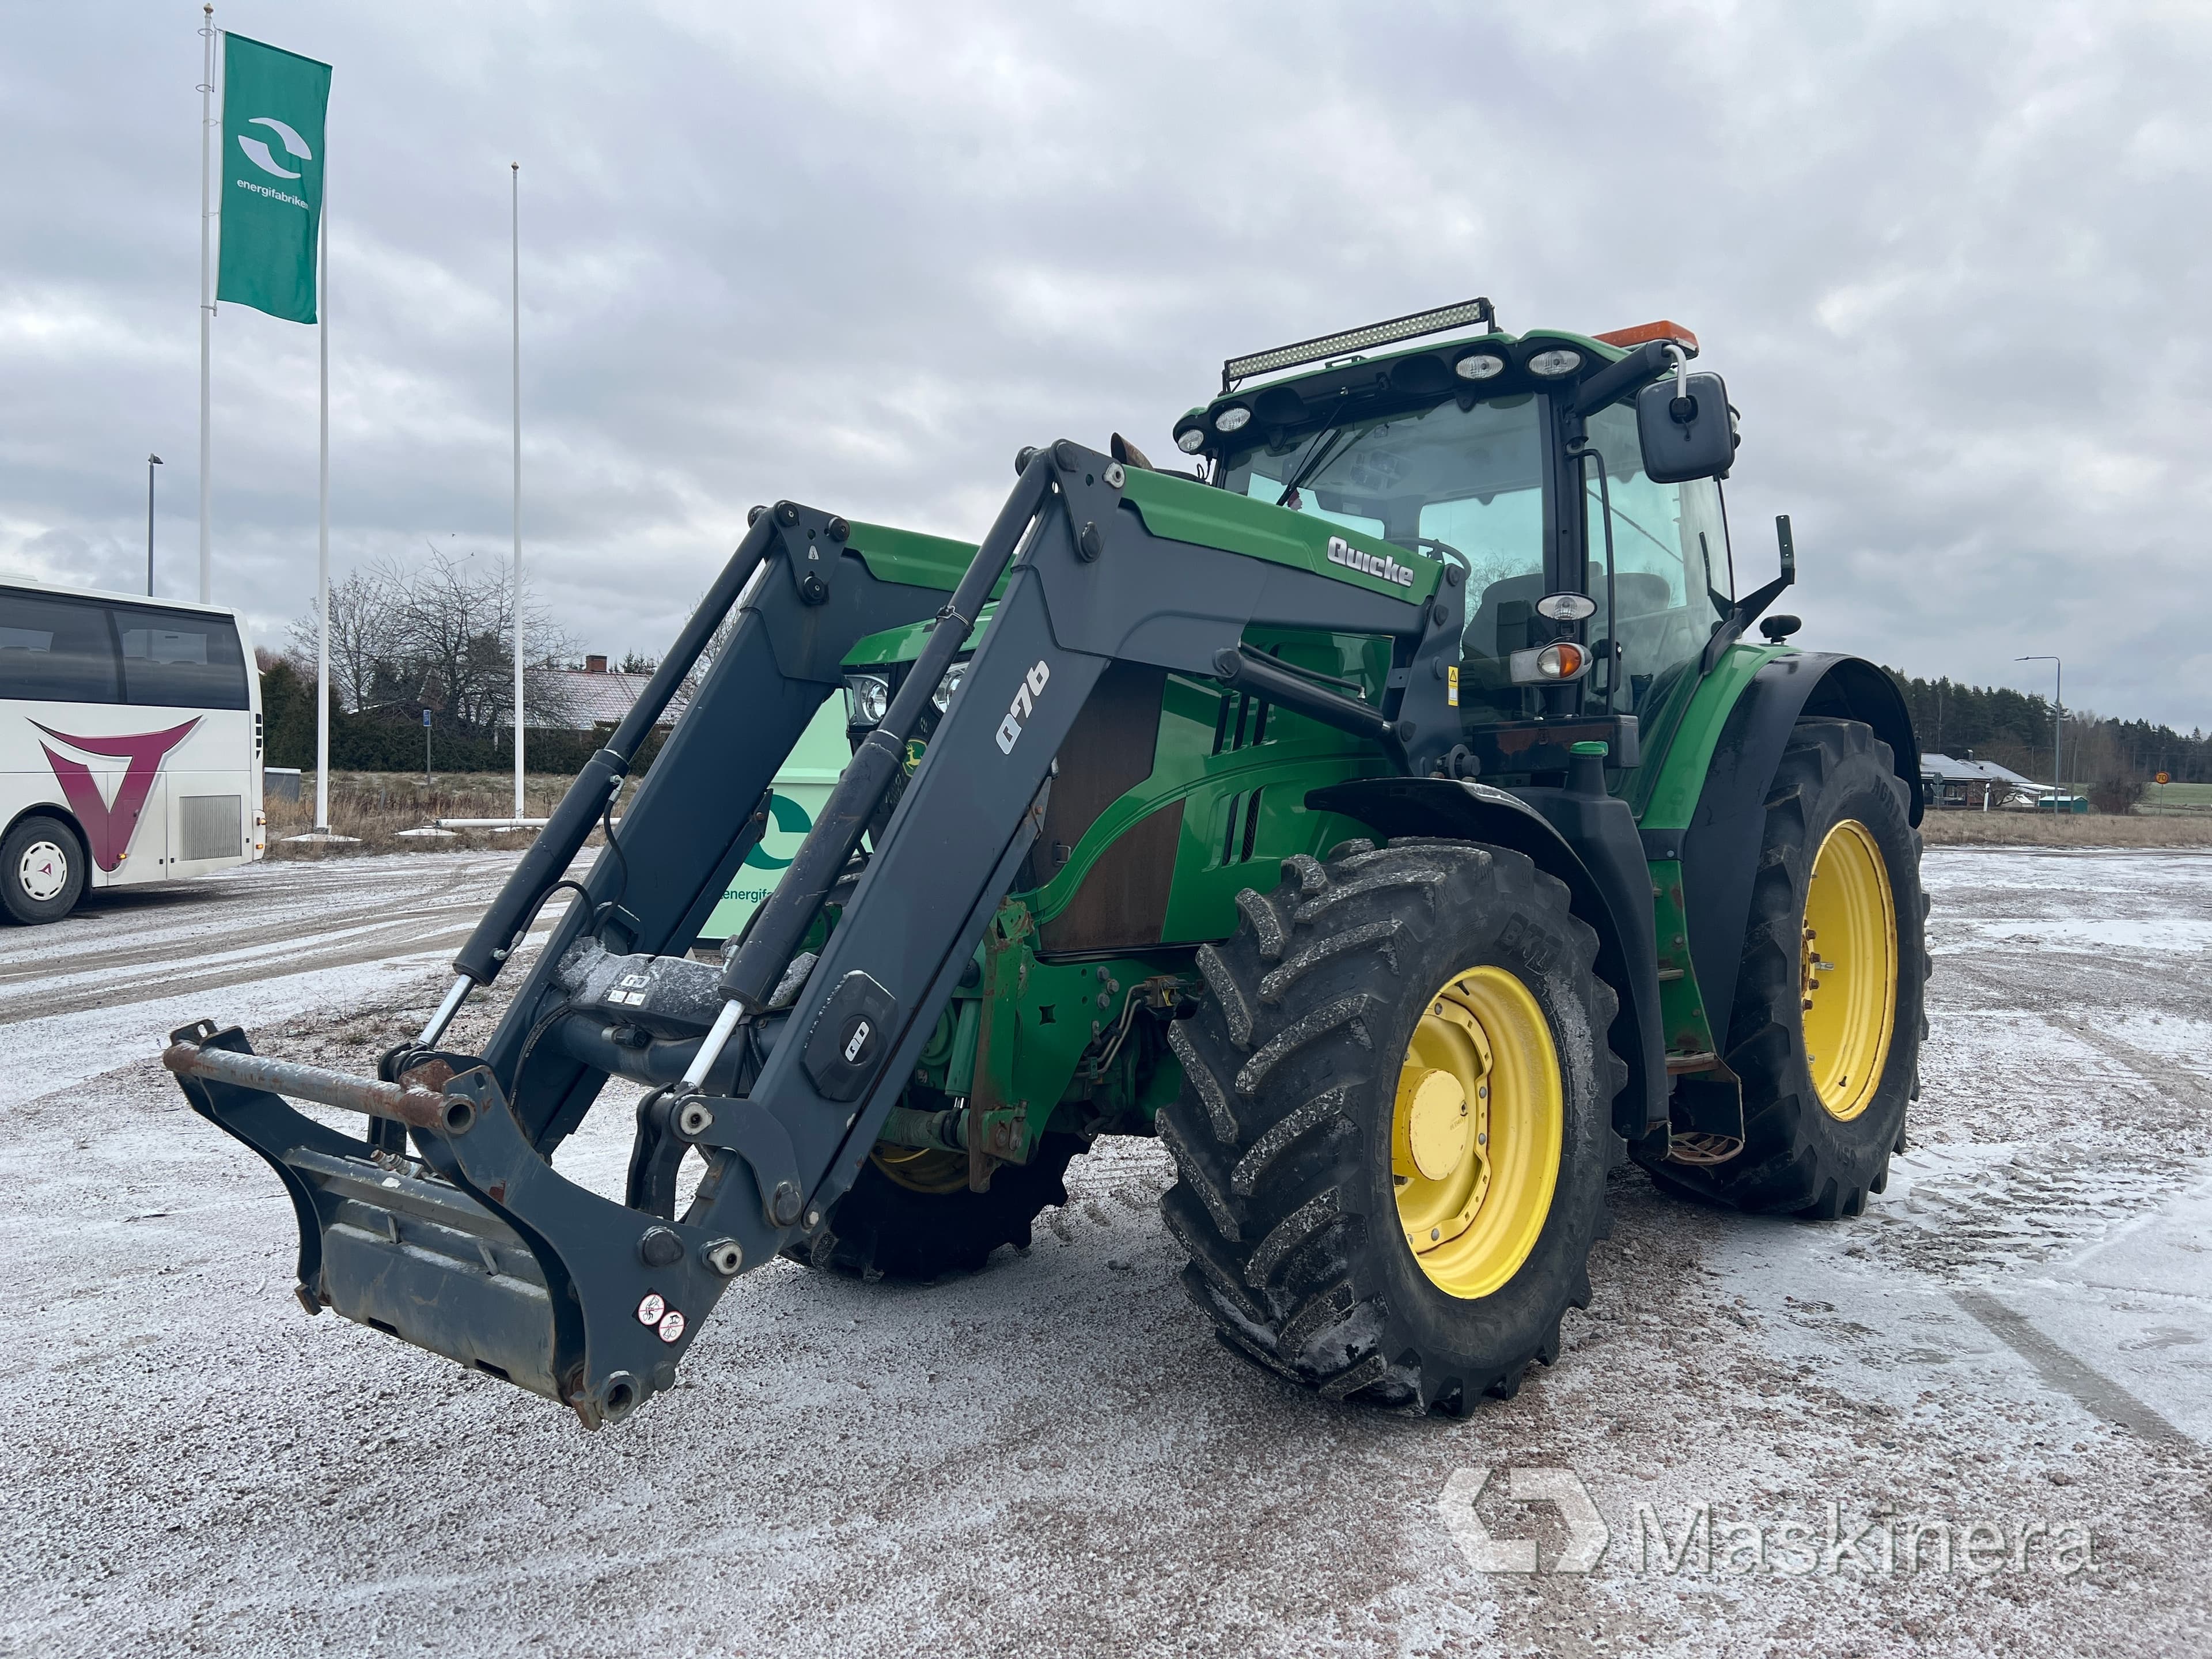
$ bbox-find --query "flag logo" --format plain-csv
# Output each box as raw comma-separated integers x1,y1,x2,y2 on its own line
215,33,332,323
237,115,312,179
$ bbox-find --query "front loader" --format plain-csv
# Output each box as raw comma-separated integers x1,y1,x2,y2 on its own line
166,298,1925,1424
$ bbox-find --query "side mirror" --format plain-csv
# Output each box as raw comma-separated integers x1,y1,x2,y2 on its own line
1637,370,1735,483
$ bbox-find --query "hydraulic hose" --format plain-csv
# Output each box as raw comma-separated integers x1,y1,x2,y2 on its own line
445,511,780,994
713,453,1054,1019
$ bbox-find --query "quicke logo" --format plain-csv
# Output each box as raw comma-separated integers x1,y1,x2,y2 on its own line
1326,535,1415,588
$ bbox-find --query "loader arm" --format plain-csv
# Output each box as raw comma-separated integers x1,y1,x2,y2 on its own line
484,504,961,1150
690,447,1462,1247
165,440,1467,1427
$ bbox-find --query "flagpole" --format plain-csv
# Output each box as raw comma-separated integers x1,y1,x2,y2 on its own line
197,3,215,605
315,172,331,834
511,161,524,824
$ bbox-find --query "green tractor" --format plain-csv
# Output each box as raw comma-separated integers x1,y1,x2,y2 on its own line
167,298,1925,1424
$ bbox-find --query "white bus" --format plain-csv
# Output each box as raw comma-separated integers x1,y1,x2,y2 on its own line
0,578,264,923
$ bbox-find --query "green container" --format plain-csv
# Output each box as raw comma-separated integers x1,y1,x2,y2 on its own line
696,698,850,945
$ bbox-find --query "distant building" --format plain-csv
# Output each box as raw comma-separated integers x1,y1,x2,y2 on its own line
528,654,689,731
1922,752,2039,809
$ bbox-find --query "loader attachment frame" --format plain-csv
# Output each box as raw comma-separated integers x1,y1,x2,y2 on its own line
168,441,1467,1425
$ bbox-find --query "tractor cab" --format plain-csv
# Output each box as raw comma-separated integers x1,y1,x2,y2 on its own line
1176,301,1738,774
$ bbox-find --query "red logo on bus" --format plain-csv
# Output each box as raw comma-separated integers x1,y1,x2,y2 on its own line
33,719,200,870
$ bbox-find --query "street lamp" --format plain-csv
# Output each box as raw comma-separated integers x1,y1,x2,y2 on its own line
146,454,164,596
2017,654,2062,810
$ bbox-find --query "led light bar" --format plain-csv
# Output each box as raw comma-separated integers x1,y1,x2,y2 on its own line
1221,297,1497,391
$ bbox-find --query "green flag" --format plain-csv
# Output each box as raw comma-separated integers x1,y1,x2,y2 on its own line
215,33,331,324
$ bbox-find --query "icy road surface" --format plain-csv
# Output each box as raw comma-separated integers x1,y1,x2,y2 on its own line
2,849,2207,1656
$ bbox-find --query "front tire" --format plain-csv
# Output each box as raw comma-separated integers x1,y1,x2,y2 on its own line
1160,838,1622,1411
2,815,85,925
1636,717,1926,1217
792,1134,1085,1281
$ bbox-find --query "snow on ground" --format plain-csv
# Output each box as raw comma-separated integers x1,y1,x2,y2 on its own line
1,847,2207,1656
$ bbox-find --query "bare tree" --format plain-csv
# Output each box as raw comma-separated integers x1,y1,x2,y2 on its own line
290,547,578,734
685,588,744,694
288,560,410,713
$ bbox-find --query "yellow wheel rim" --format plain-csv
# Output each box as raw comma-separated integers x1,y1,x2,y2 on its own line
1392,966,1562,1300
1800,819,1898,1122
870,1145,969,1195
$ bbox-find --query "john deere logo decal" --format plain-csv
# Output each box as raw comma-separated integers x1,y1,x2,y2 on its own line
1327,535,1415,588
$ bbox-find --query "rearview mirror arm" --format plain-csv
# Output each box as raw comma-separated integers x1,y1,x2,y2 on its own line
1700,514,1798,674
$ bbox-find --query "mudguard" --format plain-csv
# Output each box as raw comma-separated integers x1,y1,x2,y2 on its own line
1676,652,1919,1041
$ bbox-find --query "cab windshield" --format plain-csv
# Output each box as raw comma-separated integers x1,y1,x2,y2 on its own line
1219,393,1545,601
1218,387,1731,730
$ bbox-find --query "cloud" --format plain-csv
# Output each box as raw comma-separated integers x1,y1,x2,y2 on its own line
2,0,2207,728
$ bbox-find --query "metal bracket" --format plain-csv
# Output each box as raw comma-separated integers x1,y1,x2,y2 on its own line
666,1093,806,1229
1700,515,1798,674
775,501,853,607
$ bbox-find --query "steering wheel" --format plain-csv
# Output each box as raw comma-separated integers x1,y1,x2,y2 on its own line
1414,536,1471,570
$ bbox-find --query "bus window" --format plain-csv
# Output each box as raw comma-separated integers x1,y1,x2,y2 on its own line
110,605,251,710
0,594,121,703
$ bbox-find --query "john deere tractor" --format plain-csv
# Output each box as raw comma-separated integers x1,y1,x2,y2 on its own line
166,298,1924,1424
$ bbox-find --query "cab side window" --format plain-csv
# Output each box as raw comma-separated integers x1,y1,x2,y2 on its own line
1582,403,1730,714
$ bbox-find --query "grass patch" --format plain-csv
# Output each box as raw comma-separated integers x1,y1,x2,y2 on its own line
264,771,579,858
2139,781,2212,816
271,771,2212,859
1920,810,2212,849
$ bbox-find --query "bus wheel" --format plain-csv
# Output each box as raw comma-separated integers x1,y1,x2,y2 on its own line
2,815,85,924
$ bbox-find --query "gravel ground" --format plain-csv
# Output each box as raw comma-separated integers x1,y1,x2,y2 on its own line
2,848,2207,1657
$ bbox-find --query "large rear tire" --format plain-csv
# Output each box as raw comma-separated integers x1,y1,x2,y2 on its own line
1160,838,1621,1411
791,1134,1085,1281
1635,717,1926,1217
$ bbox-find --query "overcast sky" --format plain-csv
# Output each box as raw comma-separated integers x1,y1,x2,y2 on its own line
4,1,2206,729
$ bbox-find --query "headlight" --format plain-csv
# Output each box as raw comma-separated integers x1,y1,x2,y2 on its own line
1176,427,1207,454
1508,641,1590,683
844,673,890,726
1213,405,1252,433
1535,592,1597,622
1453,352,1507,381
1527,348,1583,377
932,661,965,713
